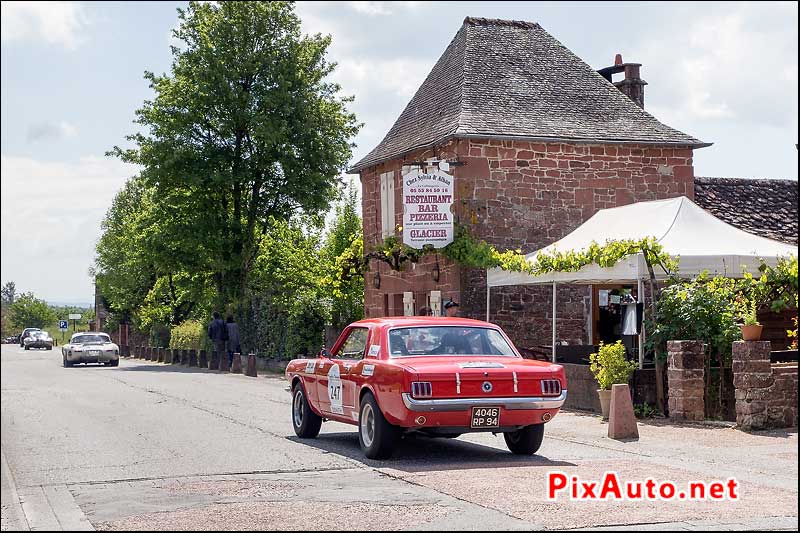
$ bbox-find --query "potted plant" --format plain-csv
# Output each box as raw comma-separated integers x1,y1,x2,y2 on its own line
740,300,763,341
589,341,638,420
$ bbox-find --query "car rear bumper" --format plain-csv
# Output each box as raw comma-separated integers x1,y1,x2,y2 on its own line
401,390,567,412
26,342,53,348
66,352,119,363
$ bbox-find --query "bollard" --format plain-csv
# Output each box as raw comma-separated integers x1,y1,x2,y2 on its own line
144,347,151,361
164,348,172,364
198,350,208,369
245,353,258,377
608,384,639,440
189,349,198,367
157,347,164,363
231,352,242,374
172,349,181,365
209,350,219,370
180,349,188,365
134,346,141,359
219,350,230,372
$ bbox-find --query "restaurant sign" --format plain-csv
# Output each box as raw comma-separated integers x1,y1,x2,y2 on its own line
402,166,454,248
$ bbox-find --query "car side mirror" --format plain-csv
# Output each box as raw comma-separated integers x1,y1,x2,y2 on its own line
319,347,331,358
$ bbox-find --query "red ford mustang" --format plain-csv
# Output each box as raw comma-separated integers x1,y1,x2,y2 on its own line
285,317,567,459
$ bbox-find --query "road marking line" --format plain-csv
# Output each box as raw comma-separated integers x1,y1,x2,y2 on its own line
1,445,30,531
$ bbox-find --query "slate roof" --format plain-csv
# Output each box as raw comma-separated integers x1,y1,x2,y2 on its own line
694,177,798,245
350,17,708,173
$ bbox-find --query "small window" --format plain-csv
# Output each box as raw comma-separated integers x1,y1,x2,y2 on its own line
336,328,369,360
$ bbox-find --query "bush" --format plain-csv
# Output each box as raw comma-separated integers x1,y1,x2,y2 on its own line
169,320,208,351
589,341,637,390
149,323,171,348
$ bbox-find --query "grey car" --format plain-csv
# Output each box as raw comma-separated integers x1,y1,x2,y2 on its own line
23,331,53,350
62,332,120,367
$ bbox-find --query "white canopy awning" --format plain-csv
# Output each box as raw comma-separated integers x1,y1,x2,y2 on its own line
488,196,797,287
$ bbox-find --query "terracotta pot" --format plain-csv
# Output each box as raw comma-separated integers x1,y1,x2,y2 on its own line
741,324,763,341
598,389,612,420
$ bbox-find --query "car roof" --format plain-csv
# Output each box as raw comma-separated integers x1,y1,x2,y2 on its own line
349,317,501,328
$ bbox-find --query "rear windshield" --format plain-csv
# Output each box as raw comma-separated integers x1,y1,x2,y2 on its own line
31,331,50,338
388,326,517,357
73,335,110,344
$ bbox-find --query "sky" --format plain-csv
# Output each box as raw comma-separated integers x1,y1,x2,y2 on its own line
1,1,797,303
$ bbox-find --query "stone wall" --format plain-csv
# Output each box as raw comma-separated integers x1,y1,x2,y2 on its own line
359,138,696,347
666,340,705,421
561,363,657,414
733,341,799,430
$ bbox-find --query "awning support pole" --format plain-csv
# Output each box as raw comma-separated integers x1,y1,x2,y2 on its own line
552,282,557,363
637,278,645,370
486,275,491,322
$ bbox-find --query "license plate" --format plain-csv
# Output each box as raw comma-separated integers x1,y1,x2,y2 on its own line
89,350,101,356
470,407,500,428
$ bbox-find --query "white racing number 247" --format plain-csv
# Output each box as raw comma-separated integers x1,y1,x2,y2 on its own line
327,364,343,414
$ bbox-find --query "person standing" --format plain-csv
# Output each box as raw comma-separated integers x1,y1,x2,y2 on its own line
207,311,227,360
444,299,460,317
226,314,241,367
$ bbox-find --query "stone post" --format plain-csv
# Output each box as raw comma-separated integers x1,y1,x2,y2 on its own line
219,350,230,372
172,349,181,365
144,347,150,361
209,350,219,370
245,353,258,377
231,352,242,374
164,348,172,364
667,340,705,421
180,349,188,365
732,341,773,430
157,347,164,363
188,349,198,367
198,350,208,369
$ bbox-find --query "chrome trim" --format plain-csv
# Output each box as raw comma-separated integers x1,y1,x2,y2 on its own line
401,390,567,412
456,373,461,394
513,371,518,393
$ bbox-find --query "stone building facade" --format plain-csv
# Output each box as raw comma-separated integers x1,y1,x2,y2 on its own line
351,17,710,351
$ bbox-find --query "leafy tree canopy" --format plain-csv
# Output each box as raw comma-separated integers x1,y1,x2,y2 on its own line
9,293,57,330
109,0,360,305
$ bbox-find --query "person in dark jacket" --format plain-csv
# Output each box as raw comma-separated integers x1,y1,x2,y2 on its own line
225,314,241,366
208,311,227,359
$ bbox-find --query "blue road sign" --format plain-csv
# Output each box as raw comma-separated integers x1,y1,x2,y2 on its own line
59,320,68,331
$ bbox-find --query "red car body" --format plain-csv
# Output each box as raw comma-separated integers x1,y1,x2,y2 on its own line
285,317,567,459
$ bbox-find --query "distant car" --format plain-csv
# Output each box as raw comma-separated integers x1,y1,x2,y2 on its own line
62,332,119,367
19,328,42,347
23,331,53,350
285,317,567,459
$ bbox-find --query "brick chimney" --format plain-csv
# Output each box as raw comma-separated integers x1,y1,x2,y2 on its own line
597,54,648,108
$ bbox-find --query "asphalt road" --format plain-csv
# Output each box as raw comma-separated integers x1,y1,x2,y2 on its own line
1,343,797,531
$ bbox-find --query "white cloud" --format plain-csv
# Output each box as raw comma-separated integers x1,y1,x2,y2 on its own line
0,155,141,300
642,3,797,129
1,1,90,49
26,121,78,142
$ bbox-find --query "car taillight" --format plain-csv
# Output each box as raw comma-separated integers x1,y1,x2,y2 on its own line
541,379,561,396
411,382,432,398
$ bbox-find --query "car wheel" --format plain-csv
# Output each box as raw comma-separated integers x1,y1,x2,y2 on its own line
292,384,322,438
359,392,399,460
504,423,545,455
63,356,72,368
109,359,119,367
24,345,29,350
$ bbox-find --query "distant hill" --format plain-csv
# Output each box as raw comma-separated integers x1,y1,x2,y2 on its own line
47,301,93,309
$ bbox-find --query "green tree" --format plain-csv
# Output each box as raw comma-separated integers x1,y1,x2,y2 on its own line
321,182,364,331
9,293,57,330
110,1,360,307
1,281,16,304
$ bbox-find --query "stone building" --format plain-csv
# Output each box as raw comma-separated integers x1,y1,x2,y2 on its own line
348,17,793,353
